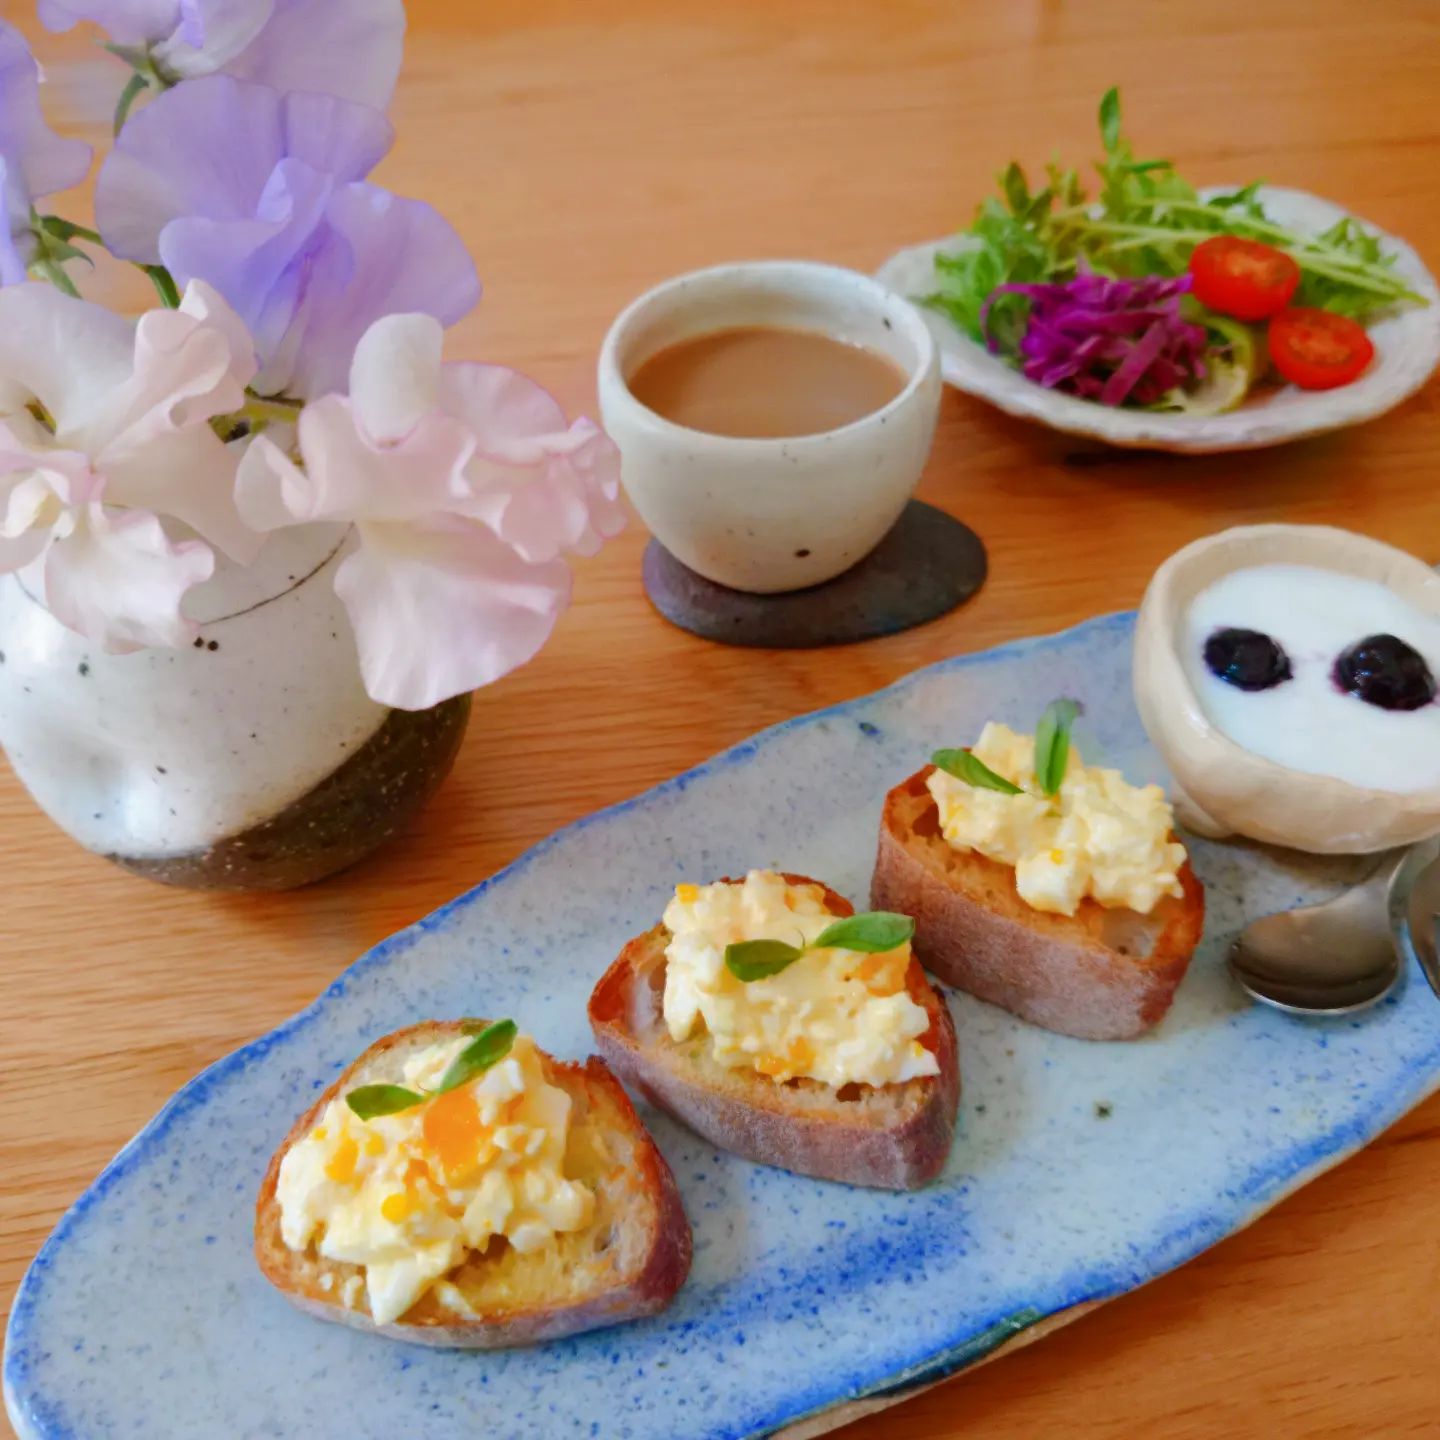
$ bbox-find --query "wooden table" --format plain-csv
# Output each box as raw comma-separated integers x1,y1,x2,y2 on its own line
5,1,1440,1434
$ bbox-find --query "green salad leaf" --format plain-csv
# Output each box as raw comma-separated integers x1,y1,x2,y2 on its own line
929,88,1424,348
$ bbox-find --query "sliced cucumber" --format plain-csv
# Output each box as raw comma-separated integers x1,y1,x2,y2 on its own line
1157,313,1265,415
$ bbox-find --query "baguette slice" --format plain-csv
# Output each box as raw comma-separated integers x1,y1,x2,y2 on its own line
872,768,1205,1041
255,1021,692,1348
588,874,960,1190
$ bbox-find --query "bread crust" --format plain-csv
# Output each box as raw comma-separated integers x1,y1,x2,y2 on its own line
254,1021,691,1348
870,769,1204,1041
588,873,960,1190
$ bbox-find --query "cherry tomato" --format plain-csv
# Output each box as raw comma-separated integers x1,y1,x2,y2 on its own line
1188,236,1301,321
1268,307,1375,390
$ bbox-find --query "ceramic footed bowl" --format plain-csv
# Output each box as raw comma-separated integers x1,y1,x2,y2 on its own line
1133,523,1440,853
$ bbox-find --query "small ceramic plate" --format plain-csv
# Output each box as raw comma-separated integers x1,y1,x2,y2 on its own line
7,612,1440,1440
876,187,1440,452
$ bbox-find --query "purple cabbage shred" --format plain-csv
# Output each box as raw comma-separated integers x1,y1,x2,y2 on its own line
981,272,1210,406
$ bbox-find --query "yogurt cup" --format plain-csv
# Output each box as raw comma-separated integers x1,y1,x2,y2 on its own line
1134,523,1440,854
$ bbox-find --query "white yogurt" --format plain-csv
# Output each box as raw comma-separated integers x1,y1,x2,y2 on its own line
1183,563,1440,792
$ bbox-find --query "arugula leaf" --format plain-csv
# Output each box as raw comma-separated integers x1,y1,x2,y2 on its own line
923,199,1064,354
931,747,1025,795
813,912,916,954
927,87,1427,377
1033,699,1081,796
346,1084,427,1120
1002,161,1029,216
436,1019,517,1094
1099,86,1122,154
725,938,805,982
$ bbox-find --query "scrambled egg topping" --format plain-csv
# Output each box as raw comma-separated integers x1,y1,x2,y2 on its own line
927,722,1186,917
662,869,939,1088
276,1034,593,1325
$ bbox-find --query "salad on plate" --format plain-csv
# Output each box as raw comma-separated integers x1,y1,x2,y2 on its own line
922,89,1428,415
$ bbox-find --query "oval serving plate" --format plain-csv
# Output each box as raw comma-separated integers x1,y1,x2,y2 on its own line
7,611,1440,1440
876,187,1440,452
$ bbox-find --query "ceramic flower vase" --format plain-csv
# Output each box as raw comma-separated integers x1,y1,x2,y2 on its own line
0,523,470,890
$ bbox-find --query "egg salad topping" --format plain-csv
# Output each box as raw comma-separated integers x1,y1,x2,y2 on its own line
661,869,939,1088
275,1033,594,1325
927,720,1186,917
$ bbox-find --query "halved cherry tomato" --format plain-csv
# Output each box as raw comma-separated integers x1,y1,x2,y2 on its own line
1268,307,1375,390
1188,236,1301,321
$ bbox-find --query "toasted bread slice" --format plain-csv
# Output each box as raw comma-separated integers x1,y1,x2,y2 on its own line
255,1021,691,1348
871,768,1205,1041
588,874,959,1190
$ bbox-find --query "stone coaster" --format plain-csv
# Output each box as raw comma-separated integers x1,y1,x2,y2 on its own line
642,500,987,648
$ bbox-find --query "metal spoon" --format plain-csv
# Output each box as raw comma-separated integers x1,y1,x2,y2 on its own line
1403,852,1440,1000
1229,848,1412,1015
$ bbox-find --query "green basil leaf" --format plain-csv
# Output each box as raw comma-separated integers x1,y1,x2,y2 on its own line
436,1019,518,1094
345,1084,427,1120
725,939,805,982
813,912,916,954
930,747,1025,795
1099,86,1121,153
1034,698,1081,796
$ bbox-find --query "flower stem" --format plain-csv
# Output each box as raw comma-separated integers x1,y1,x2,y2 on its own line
114,71,150,135
141,264,181,308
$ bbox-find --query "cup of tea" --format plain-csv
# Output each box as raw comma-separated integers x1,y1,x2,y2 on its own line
597,260,942,594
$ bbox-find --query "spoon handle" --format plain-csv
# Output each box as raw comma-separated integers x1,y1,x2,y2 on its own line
1404,854,1440,1000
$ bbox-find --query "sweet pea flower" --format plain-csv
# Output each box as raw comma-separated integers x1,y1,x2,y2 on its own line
96,75,478,400
39,0,404,108
0,21,92,286
0,279,262,650
236,314,625,710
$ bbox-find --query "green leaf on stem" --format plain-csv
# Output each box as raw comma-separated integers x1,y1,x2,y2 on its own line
813,912,915,954
725,938,805,982
1034,698,1081,796
436,1019,517,1094
345,1084,427,1120
931,747,1025,795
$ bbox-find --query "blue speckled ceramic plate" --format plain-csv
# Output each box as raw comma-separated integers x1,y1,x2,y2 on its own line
8,612,1440,1440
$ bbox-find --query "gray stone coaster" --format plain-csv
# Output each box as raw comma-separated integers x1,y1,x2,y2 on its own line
642,500,986,648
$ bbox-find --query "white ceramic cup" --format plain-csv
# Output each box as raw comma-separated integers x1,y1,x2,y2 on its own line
597,259,942,594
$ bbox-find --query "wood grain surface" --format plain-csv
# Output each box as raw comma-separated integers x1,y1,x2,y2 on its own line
5,1,1440,1435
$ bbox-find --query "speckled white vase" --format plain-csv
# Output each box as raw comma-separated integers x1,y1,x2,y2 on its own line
0,524,471,890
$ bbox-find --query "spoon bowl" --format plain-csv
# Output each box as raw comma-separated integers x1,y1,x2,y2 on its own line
1229,849,1410,1015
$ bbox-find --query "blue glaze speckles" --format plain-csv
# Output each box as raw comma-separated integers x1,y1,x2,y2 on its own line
7,610,1440,1440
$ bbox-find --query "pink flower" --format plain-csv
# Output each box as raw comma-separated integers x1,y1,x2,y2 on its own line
0,280,261,650
236,313,624,710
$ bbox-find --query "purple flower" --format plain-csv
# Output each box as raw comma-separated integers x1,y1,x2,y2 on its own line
96,75,479,399
0,21,92,286
39,0,405,108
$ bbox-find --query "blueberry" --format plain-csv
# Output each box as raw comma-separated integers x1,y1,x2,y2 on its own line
1203,628,1293,691
1333,633,1436,711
